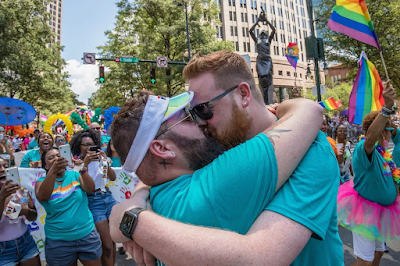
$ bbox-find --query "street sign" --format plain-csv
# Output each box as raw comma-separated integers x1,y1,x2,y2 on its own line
157,56,168,68
120,55,139,63
115,57,120,63
83,53,96,65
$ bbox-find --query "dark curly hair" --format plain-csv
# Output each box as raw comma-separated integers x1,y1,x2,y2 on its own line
41,147,59,172
362,111,380,132
69,129,101,157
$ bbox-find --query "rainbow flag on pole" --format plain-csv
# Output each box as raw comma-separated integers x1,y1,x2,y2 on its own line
285,43,299,69
349,51,384,125
319,97,342,110
327,0,381,51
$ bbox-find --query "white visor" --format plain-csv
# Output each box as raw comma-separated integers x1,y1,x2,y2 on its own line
123,91,194,173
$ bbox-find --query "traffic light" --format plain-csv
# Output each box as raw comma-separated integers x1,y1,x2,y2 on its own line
150,68,156,84
99,66,105,83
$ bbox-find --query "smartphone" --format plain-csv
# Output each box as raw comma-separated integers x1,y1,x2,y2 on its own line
59,144,73,165
89,146,98,152
6,167,20,185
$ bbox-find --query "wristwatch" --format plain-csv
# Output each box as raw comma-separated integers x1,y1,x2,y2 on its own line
119,207,145,240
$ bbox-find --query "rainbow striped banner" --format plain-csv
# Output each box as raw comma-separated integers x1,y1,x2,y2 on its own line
319,97,342,110
327,0,381,51
349,51,384,125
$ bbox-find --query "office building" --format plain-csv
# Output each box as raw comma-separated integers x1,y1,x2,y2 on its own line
45,0,63,44
215,0,325,101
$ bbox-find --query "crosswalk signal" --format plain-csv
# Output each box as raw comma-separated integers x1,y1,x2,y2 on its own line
99,66,105,83
150,68,156,84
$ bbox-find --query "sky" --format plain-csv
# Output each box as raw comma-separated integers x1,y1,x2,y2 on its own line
62,0,118,104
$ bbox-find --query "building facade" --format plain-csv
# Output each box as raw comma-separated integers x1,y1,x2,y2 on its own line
44,0,63,44
215,0,324,101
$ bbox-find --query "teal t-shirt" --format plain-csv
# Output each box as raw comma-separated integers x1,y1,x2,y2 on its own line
265,131,344,266
150,133,277,236
391,132,400,167
20,149,41,168
352,139,398,206
27,140,38,150
37,170,94,241
111,157,121,167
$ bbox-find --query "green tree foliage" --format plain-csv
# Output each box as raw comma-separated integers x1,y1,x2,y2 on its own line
316,0,400,91
304,82,353,116
0,0,76,116
90,0,234,108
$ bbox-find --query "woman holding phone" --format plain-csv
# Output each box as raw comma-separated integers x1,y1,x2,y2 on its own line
35,147,102,266
70,129,117,266
0,158,40,266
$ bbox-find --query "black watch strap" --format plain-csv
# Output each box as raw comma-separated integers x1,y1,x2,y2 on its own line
120,207,146,240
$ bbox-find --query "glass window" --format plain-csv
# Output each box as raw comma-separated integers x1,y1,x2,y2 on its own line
287,71,291,77
244,42,247,52
278,71,283,76
247,42,251,52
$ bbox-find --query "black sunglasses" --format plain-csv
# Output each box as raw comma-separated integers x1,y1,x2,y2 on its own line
189,85,238,120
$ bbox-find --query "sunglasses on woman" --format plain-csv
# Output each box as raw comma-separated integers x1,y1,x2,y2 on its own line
189,85,239,120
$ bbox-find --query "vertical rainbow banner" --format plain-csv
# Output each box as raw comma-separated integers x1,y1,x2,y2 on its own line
349,51,384,125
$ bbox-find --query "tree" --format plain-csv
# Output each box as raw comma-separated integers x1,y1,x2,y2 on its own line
0,0,75,116
91,0,234,107
316,0,400,91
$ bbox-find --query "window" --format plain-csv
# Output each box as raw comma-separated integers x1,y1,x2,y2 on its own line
247,42,251,52
282,47,285,55
245,13,248,22
231,26,234,36
229,0,232,6
233,0,236,6
236,42,239,51
278,71,283,76
250,0,253,8
234,12,237,21
287,71,291,77
300,7,305,17
243,27,245,37
244,42,247,51
270,5,275,14
241,13,244,22
252,14,255,23
229,11,232,21
273,46,277,55
254,43,258,53
216,26,220,37
294,72,297,77
254,1,257,9
246,28,249,37
219,13,222,21
301,54,304,61
300,73,302,78
243,0,246,8
256,28,259,38
235,26,238,36
220,27,223,38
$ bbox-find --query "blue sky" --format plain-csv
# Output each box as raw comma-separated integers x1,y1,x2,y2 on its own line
62,0,118,103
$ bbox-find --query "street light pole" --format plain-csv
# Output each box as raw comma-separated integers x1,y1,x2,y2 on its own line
185,2,191,60
307,0,321,102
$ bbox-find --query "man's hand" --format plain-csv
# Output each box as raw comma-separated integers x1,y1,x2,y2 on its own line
383,80,395,109
109,188,150,243
123,241,156,266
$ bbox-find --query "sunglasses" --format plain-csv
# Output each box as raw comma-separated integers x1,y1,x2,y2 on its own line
189,85,239,120
155,108,195,139
93,127,101,130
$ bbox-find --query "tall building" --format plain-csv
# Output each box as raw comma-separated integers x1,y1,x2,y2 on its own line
215,0,324,101
45,0,63,44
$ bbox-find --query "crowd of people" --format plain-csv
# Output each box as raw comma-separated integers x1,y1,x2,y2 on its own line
1,50,400,266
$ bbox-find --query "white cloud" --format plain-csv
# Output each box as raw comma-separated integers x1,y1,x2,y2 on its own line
64,59,99,104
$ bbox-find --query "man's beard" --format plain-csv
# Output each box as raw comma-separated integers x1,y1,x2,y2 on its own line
170,133,226,171
207,102,252,149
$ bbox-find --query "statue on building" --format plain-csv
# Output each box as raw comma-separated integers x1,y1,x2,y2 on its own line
250,8,276,104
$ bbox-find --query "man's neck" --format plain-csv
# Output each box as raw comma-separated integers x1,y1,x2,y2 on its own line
247,105,277,139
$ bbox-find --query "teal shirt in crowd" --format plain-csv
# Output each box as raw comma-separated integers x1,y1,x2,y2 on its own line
27,140,38,150
265,131,344,266
110,157,121,167
391,131,400,167
37,170,94,241
20,149,41,168
353,139,398,206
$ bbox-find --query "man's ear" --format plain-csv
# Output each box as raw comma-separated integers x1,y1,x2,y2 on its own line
148,140,176,160
237,82,252,107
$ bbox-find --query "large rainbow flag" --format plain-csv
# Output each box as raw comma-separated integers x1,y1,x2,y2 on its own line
349,51,384,125
319,97,342,110
285,43,299,69
327,0,381,51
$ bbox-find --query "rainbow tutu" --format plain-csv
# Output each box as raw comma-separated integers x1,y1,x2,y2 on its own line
337,181,400,242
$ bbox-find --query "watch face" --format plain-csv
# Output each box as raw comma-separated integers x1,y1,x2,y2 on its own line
120,213,135,232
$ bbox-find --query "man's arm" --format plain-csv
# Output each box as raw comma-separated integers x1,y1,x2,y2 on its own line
266,98,323,191
110,191,311,266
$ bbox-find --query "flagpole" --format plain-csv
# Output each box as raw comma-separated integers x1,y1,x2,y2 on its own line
379,51,390,81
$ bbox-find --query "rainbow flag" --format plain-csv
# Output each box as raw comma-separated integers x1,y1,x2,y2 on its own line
285,43,299,69
349,51,384,125
327,0,381,51
319,97,342,110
